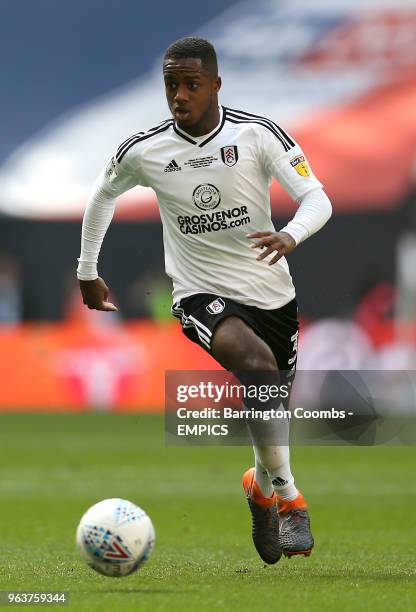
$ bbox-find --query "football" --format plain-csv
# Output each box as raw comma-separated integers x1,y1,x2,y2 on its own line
76,498,155,577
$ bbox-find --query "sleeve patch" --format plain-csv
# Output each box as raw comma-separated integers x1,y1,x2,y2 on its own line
105,157,119,182
290,155,310,177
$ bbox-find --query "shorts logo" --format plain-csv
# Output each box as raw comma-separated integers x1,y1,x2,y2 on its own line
192,184,221,211
206,298,225,315
221,145,238,167
290,155,310,177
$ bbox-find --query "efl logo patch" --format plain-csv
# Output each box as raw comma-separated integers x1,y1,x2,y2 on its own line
206,298,225,315
220,145,239,167
290,155,310,177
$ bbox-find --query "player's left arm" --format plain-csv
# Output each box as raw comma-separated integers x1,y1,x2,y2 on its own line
249,127,332,265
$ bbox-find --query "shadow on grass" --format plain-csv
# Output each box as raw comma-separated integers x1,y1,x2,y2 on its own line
237,566,416,582
92,589,191,595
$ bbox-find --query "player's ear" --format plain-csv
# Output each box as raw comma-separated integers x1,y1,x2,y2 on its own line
214,76,222,93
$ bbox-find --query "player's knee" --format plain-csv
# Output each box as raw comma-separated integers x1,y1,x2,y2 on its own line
212,316,278,371
214,337,277,371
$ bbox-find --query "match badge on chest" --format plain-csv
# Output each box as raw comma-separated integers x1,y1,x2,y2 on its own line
206,298,225,315
220,145,238,167
290,155,310,177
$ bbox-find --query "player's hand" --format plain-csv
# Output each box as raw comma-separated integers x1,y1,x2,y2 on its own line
247,231,296,265
79,277,118,311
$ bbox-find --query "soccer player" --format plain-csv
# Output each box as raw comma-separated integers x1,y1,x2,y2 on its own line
77,37,332,564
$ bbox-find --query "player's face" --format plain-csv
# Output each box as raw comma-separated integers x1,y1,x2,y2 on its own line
163,57,221,136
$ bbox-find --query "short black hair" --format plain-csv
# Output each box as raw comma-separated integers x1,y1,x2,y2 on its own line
164,37,218,76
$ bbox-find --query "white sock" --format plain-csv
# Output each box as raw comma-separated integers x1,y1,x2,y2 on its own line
253,447,273,497
253,445,299,501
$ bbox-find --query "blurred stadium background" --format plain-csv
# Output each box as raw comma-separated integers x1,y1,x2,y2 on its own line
0,0,415,411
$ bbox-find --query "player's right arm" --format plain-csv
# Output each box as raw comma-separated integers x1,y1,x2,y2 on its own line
77,150,140,311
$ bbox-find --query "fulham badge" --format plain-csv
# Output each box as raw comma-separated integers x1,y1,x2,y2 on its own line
220,146,238,167
206,298,225,315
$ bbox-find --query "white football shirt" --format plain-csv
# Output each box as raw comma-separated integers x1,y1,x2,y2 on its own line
78,105,327,309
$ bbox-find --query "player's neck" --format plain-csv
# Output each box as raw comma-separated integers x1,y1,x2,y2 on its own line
180,105,221,137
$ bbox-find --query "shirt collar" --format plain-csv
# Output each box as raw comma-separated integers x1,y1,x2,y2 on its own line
173,106,225,148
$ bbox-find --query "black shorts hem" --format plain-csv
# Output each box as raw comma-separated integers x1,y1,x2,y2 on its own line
172,293,298,375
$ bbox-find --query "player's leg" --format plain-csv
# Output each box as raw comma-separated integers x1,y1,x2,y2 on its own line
253,445,296,499
212,315,313,559
210,315,276,371
211,316,296,498
211,316,283,564
173,296,313,560
211,317,295,494
251,301,314,558
213,317,310,560
253,446,273,497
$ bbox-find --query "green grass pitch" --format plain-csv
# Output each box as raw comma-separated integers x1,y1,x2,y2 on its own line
0,413,415,611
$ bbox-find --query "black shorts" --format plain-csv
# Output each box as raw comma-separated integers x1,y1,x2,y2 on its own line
172,293,299,379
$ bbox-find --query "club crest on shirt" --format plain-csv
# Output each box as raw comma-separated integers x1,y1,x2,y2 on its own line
206,298,225,315
290,155,310,177
220,145,239,167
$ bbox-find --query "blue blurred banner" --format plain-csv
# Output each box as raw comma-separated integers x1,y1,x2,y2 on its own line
0,0,415,218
